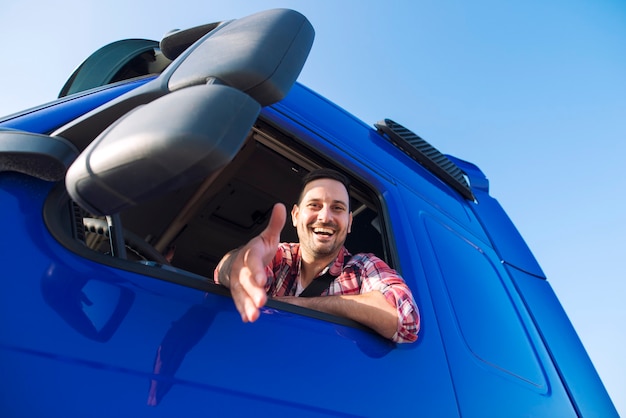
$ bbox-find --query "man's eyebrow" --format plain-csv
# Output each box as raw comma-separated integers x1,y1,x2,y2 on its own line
303,198,348,207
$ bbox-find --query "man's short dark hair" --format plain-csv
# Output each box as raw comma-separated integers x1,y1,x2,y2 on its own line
297,168,351,208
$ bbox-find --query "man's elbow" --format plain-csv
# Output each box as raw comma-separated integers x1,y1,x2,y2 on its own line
393,309,420,344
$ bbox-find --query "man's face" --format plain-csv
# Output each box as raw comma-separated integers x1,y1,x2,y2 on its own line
292,178,353,261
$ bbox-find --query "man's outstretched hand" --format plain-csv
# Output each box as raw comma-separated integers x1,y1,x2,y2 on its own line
221,203,286,322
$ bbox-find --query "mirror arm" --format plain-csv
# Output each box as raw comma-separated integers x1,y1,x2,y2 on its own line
106,214,127,260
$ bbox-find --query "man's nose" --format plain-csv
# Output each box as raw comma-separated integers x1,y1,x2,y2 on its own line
317,205,331,222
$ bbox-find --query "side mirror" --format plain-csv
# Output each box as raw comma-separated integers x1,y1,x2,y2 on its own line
66,84,259,215
62,8,314,215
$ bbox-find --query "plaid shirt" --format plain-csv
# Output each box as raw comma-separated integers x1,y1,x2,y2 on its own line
265,243,419,343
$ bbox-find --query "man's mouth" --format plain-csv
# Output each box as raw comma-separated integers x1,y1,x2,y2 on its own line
312,226,335,236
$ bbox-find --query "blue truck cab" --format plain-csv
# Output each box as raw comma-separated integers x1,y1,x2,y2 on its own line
0,8,617,417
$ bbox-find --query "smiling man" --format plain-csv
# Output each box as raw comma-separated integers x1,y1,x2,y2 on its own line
214,168,420,343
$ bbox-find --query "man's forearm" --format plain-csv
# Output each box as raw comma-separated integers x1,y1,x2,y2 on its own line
276,291,398,340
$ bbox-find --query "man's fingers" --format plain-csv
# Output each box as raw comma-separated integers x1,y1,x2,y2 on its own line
227,202,285,323
230,277,265,322
231,263,267,321
228,278,247,317
242,297,261,322
241,247,271,288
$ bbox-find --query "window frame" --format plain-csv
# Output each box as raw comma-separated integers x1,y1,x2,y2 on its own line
43,117,403,336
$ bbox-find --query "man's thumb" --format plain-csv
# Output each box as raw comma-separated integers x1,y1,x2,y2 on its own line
265,203,287,239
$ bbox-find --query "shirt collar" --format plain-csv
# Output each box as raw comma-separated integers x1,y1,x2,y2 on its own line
328,246,351,276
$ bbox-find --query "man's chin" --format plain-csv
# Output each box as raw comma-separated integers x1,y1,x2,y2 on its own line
311,242,340,257
301,233,344,258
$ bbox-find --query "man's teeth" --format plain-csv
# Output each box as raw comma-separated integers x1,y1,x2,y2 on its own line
313,227,334,235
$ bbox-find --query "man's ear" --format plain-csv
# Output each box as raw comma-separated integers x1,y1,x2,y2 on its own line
291,204,299,227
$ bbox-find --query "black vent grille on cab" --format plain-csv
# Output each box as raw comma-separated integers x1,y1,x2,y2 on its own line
375,119,474,201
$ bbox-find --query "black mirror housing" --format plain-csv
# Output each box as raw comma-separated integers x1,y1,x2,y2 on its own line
63,8,314,215
65,84,260,215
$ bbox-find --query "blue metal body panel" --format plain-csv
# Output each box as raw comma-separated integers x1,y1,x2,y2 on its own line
0,174,455,417
0,13,617,416
0,78,148,134
507,265,617,418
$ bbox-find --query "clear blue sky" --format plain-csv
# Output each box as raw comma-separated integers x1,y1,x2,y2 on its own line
2,0,624,413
